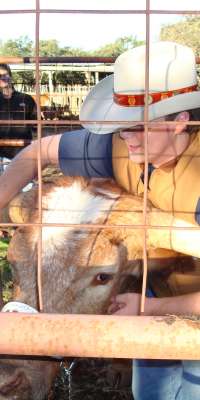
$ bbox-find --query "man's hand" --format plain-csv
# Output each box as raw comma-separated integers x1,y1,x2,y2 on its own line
107,293,142,316
108,292,200,317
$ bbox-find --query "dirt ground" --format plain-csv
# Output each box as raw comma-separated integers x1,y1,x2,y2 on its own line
49,358,133,400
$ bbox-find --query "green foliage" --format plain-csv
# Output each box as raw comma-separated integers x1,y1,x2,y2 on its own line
0,238,13,303
0,237,9,259
39,41,89,57
53,70,87,85
12,70,35,86
0,35,33,57
41,72,49,85
92,36,144,57
0,35,144,58
59,46,89,56
160,16,200,55
39,39,61,56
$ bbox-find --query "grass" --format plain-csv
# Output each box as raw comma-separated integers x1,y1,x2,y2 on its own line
0,237,13,303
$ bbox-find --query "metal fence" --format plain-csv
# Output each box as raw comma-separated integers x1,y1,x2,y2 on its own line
1,0,200,360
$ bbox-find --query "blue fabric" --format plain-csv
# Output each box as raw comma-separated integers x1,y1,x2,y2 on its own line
146,287,156,298
133,288,200,399
59,128,113,178
140,163,155,187
195,197,200,225
132,360,200,400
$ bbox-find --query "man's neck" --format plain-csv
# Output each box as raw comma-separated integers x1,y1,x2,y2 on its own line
152,133,191,169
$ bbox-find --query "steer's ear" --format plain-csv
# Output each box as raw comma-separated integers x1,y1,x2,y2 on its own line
8,227,35,265
7,226,38,304
2,187,38,224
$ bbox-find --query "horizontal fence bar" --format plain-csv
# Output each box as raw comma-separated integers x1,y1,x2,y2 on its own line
0,56,116,64
0,222,200,230
1,9,200,15
151,10,200,15
0,56,200,64
0,9,147,15
0,139,31,147
0,120,200,126
0,313,200,359
1,222,200,230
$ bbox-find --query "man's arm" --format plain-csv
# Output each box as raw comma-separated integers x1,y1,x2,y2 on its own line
108,292,200,316
0,134,61,211
146,292,200,316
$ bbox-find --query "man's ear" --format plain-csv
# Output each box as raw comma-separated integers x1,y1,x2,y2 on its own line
174,111,190,135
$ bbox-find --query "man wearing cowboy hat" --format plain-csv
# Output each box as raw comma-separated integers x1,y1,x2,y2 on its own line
0,41,200,399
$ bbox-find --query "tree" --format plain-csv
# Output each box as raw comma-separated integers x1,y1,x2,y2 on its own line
59,46,88,56
0,36,33,56
92,36,144,57
39,40,61,56
160,16,200,55
12,71,35,87
52,70,87,86
0,35,145,58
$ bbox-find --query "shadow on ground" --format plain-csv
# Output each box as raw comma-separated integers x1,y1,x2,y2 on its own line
49,358,133,400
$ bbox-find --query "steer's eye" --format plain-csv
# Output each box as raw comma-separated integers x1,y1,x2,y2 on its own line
93,273,114,285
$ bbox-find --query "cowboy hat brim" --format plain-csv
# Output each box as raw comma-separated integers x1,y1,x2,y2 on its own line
80,74,200,134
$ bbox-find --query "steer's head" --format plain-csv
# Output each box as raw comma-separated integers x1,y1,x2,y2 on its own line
6,177,144,315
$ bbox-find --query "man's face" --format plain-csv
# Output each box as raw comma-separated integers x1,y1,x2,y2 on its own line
0,68,11,89
119,116,189,168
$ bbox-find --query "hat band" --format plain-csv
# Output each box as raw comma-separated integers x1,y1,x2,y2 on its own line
113,84,198,107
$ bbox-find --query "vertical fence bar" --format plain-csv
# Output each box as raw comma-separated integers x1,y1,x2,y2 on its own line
140,0,150,314
35,0,43,311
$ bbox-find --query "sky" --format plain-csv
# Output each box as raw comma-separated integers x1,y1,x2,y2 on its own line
0,0,200,51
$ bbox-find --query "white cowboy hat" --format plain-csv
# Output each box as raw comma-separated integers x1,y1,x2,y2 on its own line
80,41,200,134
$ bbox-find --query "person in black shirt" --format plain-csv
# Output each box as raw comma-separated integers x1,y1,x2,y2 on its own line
0,63,36,159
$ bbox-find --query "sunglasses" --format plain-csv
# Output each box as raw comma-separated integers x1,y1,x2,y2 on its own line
0,74,11,82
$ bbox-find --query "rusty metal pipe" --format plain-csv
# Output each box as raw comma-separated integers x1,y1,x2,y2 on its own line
0,139,32,147
0,120,200,126
0,313,200,359
0,56,116,64
1,9,200,15
0,56,199,64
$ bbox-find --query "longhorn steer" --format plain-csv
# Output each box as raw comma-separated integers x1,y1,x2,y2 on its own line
0,176,200,400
